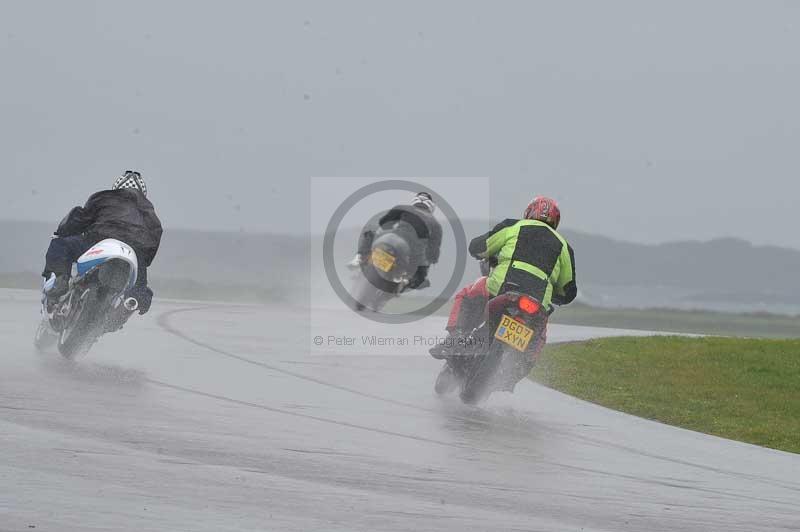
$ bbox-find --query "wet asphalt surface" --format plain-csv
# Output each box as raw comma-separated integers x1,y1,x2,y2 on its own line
1,289,798,531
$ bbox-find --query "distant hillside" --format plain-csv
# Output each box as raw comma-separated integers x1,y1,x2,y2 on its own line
562,231,800,312
2,219,799,313
324,221,800,313
0,220,308,302
564,231,800,293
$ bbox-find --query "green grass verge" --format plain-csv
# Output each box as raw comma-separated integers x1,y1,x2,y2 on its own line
532,336,800,454
550,303,800,338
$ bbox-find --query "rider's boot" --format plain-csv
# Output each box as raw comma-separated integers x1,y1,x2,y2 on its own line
45,274,69,306
429,329,465,359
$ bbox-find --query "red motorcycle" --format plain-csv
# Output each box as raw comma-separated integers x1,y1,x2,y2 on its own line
436,286,550,404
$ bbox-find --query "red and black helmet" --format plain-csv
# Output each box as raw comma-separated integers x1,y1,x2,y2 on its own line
523,196,561,229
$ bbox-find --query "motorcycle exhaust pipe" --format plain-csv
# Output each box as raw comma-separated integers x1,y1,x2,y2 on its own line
123,297,139,312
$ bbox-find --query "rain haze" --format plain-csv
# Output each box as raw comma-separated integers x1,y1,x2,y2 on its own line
2,1,799,248
2,4,800,532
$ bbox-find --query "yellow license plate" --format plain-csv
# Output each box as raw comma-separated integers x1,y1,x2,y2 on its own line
494,314,535,352
370,248,396,273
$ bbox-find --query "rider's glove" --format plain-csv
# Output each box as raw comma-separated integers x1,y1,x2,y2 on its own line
128,286,154,315
407,273,427,290
346,254,366,270
408,265,431,290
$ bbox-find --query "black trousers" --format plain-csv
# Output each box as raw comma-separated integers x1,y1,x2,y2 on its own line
43,235,93,277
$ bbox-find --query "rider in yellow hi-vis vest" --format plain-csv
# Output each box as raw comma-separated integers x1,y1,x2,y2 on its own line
468,196,577,309
428,196,577,391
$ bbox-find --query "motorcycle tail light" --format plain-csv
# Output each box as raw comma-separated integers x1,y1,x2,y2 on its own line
518,295,540,314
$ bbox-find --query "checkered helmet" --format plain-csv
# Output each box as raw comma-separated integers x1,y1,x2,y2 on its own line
111,170,147,197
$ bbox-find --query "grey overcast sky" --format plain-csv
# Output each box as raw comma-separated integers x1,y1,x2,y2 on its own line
1,1,798,247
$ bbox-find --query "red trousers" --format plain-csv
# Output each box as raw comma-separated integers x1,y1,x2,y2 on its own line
446,276,491,332
447,276,548,363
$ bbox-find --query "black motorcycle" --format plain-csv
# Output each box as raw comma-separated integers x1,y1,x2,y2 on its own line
351,222,429,312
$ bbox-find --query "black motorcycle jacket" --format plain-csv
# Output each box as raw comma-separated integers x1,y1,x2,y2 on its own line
56,189,164,268
359,204,443,265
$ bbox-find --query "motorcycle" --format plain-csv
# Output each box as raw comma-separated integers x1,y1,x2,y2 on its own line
35,238,141,358
350,222,429,312
435,286,551,404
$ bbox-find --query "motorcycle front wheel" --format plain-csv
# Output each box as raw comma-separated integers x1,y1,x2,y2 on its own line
434,361,461,395
57,288,103,359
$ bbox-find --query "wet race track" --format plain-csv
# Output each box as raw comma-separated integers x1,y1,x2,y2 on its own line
1,289,798,531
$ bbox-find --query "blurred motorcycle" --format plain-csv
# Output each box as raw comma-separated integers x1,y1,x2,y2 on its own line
350,221,429,312
435,285,551,404
35,239,142,358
